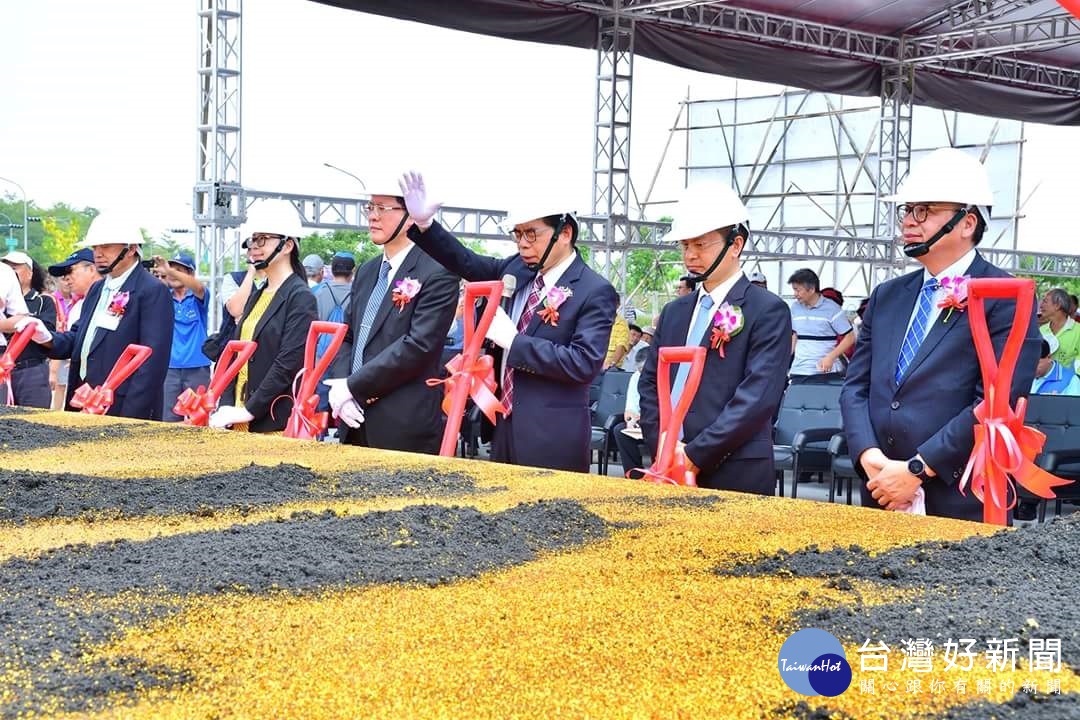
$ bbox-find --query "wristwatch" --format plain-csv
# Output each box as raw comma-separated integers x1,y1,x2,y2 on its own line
907,457,932,482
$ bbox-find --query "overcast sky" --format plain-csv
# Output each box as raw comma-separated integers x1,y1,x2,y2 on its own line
2,0,1077,255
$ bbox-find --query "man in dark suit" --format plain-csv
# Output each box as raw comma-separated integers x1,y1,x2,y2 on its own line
20,214,172,420
637,183,791,494
840,148,1041,522
324,183,458,454
398,172,617,473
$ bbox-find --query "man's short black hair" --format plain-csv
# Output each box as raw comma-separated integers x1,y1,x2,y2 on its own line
1041,339,1052,359
331,255,356,277
628,323,642,335
787,268,820,292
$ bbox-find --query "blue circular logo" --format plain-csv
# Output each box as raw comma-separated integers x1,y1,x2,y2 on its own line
777,629,852,696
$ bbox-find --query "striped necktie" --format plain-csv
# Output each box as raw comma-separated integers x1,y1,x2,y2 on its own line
352,260,391,372
895,278,939,384
501,275,545,413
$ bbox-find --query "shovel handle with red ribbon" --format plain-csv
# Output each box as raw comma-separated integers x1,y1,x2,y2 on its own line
283,321,347,440
70,344,153,415
427,280,508,457
0,324,36,392
173,340,258,426
636,346,707,487
964,278,1072,525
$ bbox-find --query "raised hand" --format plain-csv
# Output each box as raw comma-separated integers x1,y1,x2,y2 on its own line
399,170,442,229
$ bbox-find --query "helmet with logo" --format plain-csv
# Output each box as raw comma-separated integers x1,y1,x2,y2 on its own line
666,182,750,243
77,215,146,248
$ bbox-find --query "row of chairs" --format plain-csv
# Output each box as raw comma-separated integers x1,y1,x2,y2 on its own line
588,370,1080,519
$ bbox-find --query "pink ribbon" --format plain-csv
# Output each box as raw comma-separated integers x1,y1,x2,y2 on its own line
70,344,152,415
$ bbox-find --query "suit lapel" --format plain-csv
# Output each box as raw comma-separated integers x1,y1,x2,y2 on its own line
899,254,987,385
522,255,584,336
368,246,419,341
77,281,104,357
88,267,144,356
665,294,697,387
884,271,924,383
252,277,292,340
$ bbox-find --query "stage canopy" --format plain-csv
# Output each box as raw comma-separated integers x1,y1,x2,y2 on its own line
312,0,1080,125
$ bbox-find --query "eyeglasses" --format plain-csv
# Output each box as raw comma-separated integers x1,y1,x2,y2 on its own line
245,233,285,249
364,202,405,216
509,227,553,245
678,237,727,254
895,203,964,224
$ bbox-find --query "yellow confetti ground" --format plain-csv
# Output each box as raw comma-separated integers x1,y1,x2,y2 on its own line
1,410,1076,719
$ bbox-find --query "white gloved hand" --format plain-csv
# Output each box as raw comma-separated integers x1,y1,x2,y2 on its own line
485,306,519,350
335,398,365,428
208,405,255,429
399,170,442,230
323,377,354,414
14,316,53,345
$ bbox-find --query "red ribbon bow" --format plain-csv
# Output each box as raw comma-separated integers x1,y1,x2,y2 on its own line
962,279,1072,524
428,281,508,457
634,346,707,487
70,344,152,415
174,340,257,426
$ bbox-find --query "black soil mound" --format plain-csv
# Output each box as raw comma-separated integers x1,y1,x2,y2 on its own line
0,418,133,451
0,463,482,524
924,692,1080,719
0,499,608,717
722,515,1080,669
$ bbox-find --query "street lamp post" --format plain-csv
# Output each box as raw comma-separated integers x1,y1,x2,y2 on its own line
0,176,28,251
322,162,367,191
0,212,23,251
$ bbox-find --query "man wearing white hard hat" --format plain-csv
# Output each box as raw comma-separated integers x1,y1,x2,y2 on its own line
322,180,458,454
399,171,617,472
17,214,173,420
637,182,791,494
840,147,1040,522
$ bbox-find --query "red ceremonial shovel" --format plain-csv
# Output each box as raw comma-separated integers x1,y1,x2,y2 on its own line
637,345,707,487
173,340,258,426
70,344,153,415
284,321,347,439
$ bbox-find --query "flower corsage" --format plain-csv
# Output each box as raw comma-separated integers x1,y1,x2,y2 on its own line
538,285,573,326
391,277,422,311
709,303,744,358
937,275,969,323
106,291,130,318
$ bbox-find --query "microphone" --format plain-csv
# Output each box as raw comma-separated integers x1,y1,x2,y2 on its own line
500,274,517,315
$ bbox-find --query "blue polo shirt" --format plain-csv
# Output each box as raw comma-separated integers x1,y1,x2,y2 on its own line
171,289,211,369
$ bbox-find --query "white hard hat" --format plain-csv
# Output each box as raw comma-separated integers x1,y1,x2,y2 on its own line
241,201,305,243
884,147,994,207
501,204,577,233
77,215,146,248
666,182,750,243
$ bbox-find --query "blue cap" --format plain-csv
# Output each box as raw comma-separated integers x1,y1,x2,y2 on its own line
332,251,355,260
48,248,95,277
169,253,196,272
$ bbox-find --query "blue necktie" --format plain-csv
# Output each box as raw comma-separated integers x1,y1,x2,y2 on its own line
895,278,939,384
671,294,715,409
352,260,391,372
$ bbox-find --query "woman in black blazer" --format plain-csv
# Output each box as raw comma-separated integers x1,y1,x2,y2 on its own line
210,203,317,432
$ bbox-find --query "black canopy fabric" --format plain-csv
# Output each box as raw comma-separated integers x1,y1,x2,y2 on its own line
311,0,1080,125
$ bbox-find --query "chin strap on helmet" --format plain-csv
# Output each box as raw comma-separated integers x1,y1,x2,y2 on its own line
252,236,289,271
97,246,132,275
903,206,973,259
525,214,568,274
687,224,744,284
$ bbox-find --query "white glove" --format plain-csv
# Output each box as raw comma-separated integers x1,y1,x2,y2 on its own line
485,306,519,350
14,316,53,345
208,405,255,429
335,398,365,428
323,378,354,414
399,170,442,229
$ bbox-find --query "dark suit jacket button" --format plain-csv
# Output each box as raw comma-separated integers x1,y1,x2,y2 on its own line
953,471,960,479
890,400,900,410
887,437,895,446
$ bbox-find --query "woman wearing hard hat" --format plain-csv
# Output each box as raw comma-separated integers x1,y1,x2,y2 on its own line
637,181,792,494
209,201,317,433
840,147,1041,522
0,252,50,406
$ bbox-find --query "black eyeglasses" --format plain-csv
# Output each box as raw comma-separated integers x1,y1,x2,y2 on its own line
895,203,965,224
244,233,285,249
509,227,553,245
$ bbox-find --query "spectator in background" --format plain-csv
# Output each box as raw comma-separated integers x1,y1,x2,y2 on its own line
154,253,211,422
1039,288,1080,369
675,275,697,297
1031,336,1080,396
613,347,649,476
312,251,356,415
788,268,853,379
302,254,325,288
604,297,631,370
748,270,768,290
210,201,317,432
1071,294,1080,322
621,322,648,371
641,325,655,345
0,253,54,407
46,248,100,409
